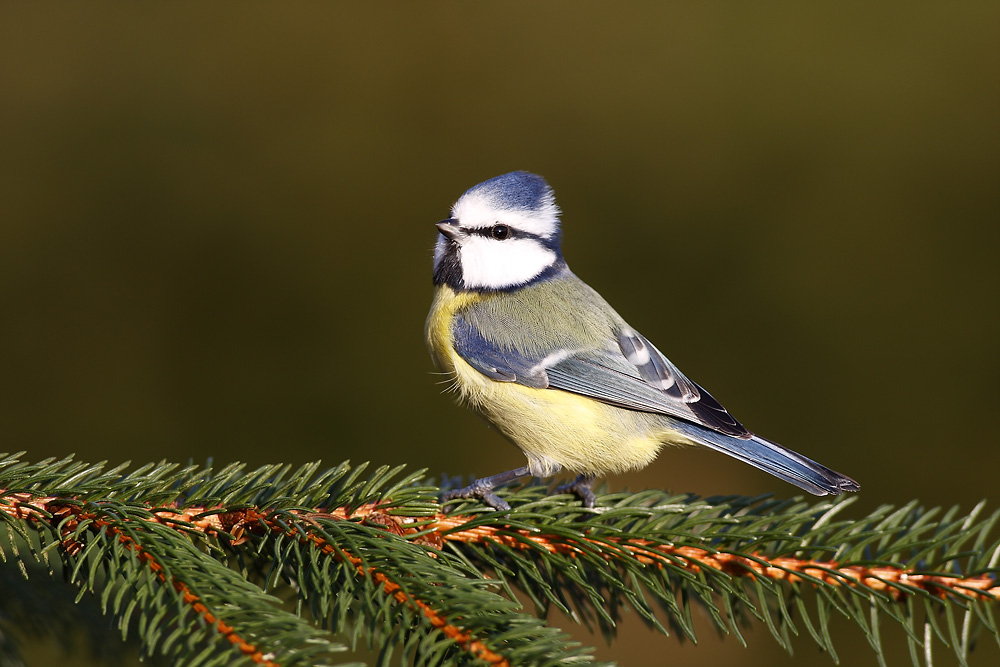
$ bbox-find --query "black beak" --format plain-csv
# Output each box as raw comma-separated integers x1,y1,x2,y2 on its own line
435,218,463,241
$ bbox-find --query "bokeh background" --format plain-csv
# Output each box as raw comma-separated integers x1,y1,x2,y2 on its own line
1,3,998,666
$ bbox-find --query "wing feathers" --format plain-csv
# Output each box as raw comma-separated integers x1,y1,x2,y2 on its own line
453,307,748,438
617,329,749,437
451,313,549,388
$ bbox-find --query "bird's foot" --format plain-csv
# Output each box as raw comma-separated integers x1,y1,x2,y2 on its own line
553,474,597,508
441,466,530,512
442,479,511,511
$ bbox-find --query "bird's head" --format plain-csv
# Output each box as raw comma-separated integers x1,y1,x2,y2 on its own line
433,171,564,291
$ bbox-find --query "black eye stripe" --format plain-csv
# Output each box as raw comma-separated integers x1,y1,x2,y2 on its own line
468,226,546,241
470,226,510,239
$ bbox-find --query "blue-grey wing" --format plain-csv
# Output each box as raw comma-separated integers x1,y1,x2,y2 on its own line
452,310,748,437
451,311,549,388
547,328,750,438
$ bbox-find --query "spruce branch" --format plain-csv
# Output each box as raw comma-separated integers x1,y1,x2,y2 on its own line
2,452,1000,666
1,491,345,666
433,508,1000,603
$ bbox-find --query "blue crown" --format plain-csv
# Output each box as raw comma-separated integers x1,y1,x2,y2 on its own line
463,171,553,213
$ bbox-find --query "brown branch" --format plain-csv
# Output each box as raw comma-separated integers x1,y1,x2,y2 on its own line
2,493,279,666
3,490,999,659
1,493,509,667
240,508,510,667
431,514,1000,602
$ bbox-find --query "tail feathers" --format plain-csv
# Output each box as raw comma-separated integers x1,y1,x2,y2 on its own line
672,422,859,496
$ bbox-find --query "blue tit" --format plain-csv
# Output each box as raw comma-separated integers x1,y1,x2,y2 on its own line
426,171,858,510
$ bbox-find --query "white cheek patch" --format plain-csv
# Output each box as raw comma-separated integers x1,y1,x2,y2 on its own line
452,192,560,239
459,236,557,289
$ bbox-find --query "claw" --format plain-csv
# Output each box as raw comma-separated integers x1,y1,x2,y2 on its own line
553,474,597,508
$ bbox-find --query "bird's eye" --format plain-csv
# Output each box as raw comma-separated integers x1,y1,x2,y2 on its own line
490,224,510,240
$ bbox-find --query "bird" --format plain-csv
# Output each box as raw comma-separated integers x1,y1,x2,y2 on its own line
426,171,858,511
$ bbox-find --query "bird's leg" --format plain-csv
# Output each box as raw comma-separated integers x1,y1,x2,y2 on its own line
553,474,597,508
442,466,531,511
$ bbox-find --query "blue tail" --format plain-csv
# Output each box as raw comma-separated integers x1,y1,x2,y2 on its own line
671,421,859,495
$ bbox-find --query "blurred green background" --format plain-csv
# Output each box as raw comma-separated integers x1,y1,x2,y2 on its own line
1,3,998,666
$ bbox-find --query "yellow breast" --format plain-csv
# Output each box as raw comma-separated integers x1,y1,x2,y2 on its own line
426,286,677,477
